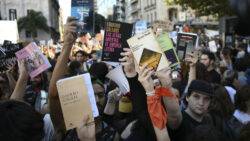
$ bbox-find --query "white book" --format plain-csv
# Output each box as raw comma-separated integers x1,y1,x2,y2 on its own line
56,73,99,130
127,29,170,71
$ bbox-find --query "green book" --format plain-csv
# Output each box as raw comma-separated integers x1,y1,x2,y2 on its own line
157,33,180,68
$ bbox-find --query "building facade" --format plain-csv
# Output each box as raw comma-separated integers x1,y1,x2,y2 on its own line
125,0,197,31
0,0,60,43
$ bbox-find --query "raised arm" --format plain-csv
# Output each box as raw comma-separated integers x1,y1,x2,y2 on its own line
156,67,182,130
185,53,198,86
6,62,17,92
10,60,28,101
48,17,77,137
138,65,170,141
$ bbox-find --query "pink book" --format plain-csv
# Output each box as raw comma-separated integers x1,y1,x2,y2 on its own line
15,42,51,78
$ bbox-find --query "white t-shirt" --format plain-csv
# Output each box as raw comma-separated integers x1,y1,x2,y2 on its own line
42,114,55,141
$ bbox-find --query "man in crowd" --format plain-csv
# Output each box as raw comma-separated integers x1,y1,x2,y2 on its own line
169,80,214,141
200,51,221,84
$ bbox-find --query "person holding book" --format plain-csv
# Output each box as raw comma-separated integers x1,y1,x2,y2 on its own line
119,48,182,141
49,17,97,141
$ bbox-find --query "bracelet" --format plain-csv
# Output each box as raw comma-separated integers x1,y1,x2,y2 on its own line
146,90,155,96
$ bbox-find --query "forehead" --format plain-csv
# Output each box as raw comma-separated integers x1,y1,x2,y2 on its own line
76,53,83,56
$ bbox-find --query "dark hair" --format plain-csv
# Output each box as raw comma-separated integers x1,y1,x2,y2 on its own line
79,32,87,37
0,100,44,141
196,62,207,80
75,50,89,57
235,85,250,112
239,122,250,141
202,50,216,61
234,54,250,72
209,85,234,119
69,61,82,75
89,62,109,84
187,125,228,141
221,47,232,59
222,70,238,87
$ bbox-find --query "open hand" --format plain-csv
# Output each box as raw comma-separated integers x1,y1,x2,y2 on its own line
119,48,136,77
155,66,172,88
185,53,198,68
76,115,96,141
17,59,28,79
138,64,154,93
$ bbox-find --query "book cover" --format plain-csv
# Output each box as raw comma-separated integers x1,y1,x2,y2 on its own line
156,33,180,68
56,73,99,130
127,29,170,71
71,0,94,35
102,21,133,62
139,48,162,71
176,32,198,60
15,42,51,78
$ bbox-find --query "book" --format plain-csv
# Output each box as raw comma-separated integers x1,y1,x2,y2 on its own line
56,73,99,130
127,29,170,71
176,32,198,60
71,0,94,35
156,33,180,68
102,21,133,63
208,40,217,53
15,42,51,78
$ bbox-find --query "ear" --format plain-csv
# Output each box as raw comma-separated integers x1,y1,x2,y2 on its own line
186,96,190,103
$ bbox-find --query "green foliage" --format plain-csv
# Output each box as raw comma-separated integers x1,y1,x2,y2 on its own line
164,0,234,17
18,10,49,39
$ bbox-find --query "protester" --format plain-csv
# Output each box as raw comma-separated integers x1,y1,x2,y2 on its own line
169,80,214,141
75,50,90,72
200,50,221,84
228,85,250,140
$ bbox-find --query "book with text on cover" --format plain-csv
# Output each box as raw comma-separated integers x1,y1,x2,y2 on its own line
56,73,99,130
102,21,133,63
176,32,198,60
127,29,170,71
156,33,180,68
15,42,51,78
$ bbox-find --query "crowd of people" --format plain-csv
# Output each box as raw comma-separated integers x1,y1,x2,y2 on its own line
0,17,250,141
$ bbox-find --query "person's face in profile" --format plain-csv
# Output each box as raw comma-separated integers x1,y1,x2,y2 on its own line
93,83,105,110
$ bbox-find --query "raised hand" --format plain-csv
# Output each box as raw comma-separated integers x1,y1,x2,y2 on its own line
119,48,136,77
185,53,198,68
63,17,78,47
17,59,28,79
76,115,96,141
155,66,172,88
138,64,154,93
